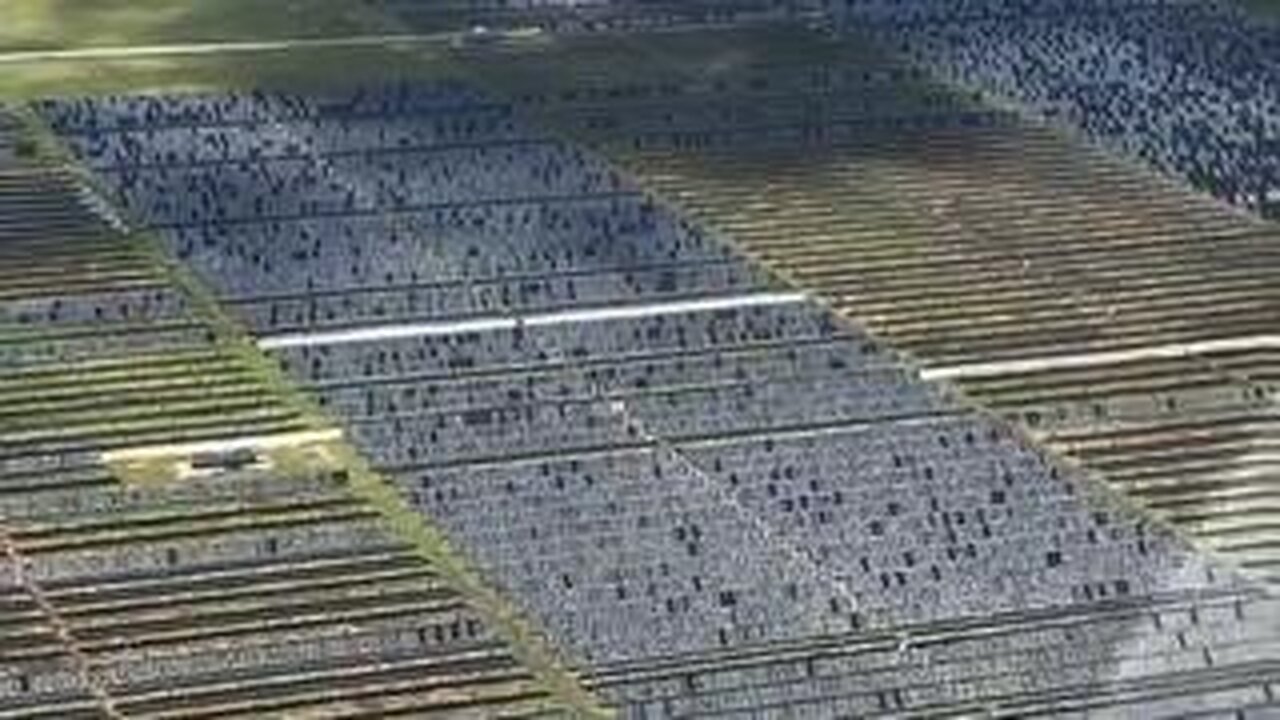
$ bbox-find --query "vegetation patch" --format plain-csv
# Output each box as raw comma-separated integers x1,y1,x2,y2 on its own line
0,0,395,52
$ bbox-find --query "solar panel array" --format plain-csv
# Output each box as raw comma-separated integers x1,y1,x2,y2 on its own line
834,0,1280,217
0,112,592,719
40,81,1280,717
487,27,1280,588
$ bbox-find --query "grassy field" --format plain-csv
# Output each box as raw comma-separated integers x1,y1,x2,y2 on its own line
0,43,459,100
460,26,883,95
0,0,400,52
1,1,1275,102
1240,0,1280,19
0,0,448,99
0,6,851,102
